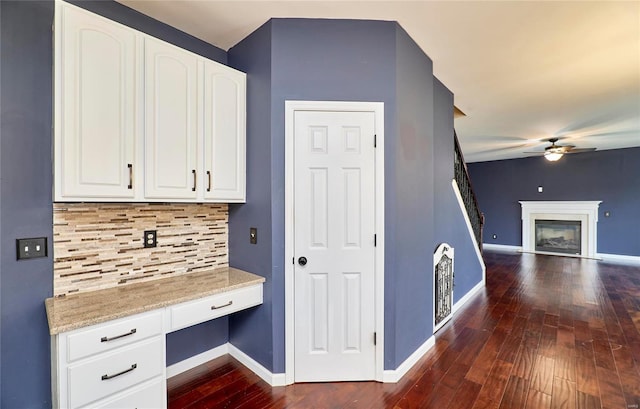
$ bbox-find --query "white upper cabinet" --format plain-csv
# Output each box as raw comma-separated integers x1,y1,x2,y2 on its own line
54,1,246,203
203,61,246,202
144,37,199,200
55,3,136,200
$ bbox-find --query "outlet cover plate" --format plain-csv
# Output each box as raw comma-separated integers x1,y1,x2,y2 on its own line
144,230,157,248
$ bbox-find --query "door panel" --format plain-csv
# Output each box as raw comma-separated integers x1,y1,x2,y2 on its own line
294,110,376,382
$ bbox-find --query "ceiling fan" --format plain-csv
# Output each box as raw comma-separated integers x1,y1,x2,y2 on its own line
525,138,596,161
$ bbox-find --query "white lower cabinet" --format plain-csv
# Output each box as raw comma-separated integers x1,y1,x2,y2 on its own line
51,283,263,408
52,311,167,409
86,378,165,409
68,338,164,408
169,285,263,332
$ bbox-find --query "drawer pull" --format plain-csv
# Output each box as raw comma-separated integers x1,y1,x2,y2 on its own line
211,300,233,310
101,363,137,381
207,171,212,192
101,328,137,343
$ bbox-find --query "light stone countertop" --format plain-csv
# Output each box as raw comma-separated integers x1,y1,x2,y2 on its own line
45,267,265,335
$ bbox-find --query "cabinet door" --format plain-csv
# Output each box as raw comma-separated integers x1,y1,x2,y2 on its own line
203,60,246,202
144,37,198,200
55,4,136,200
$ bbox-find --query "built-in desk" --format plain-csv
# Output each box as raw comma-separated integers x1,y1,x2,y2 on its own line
45,267,264,409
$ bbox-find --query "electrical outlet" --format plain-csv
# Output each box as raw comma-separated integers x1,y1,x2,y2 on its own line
144,230,157,248
250,227,257,245
16,237,47,260
604,211,611,217
492,234,497,239
538,186,543,193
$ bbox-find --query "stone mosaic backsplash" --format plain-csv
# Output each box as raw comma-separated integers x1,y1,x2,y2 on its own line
53,203,228,296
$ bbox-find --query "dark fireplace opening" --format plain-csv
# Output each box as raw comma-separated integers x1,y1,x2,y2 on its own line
535,219,581,255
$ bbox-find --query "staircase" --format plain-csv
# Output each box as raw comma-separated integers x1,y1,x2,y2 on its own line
454,132,484,253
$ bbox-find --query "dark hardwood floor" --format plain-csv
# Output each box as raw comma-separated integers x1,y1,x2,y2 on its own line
168,251,640,409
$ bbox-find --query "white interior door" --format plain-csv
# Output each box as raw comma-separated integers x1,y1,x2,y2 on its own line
293,110,376,382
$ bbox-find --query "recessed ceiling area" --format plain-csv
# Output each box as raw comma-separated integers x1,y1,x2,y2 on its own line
117,0,640,163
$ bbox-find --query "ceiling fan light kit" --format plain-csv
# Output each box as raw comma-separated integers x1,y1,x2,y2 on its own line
544,151,563,162
524,137,596,161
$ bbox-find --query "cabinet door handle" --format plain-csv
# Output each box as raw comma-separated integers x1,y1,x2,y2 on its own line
101,328,136,343
127,164,133,189
211,300,233,310
101,363,137,381
192,169,196,192
206,171,212,192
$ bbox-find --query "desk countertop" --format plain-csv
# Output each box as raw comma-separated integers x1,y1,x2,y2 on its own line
45,267,265,335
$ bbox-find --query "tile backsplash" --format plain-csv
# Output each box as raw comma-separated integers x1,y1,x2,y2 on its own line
53,203,228,296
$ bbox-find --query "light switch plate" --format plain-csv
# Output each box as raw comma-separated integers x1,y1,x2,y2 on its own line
16,237,48,260
250,227,257,244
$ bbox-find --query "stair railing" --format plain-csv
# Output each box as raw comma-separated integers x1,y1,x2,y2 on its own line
454,132,485,253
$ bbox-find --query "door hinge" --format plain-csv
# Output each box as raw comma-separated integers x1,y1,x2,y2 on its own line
292,257,295,265
374,234,377,247
374,134,377,148
374,332,377,345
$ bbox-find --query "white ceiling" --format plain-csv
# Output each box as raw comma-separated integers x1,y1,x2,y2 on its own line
118,0,640,162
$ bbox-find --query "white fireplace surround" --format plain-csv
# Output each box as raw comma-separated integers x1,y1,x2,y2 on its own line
520,201,602,259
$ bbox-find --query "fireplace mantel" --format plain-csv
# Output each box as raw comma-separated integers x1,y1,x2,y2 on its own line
520,201,602,258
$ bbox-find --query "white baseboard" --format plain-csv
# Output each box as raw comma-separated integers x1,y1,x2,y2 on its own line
382,335,435,383
166,343,286,386
166,344,229,378
482,243,522,252
452,279,485,315
596,253,640,264
482,245,640,265
228,344,287,386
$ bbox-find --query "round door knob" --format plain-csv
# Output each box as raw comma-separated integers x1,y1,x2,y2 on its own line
298,257,308,266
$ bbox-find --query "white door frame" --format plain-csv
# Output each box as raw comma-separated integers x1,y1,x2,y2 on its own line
284,100,385,384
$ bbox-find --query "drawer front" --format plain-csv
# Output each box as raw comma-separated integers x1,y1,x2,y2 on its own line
67,310,163,362
68,337,164,409
169,284,262,332
85,377,165,409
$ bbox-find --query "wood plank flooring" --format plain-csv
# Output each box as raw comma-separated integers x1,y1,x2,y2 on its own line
168,251,640,408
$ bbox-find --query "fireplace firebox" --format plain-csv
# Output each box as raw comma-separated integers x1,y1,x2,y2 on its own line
535,219,581,255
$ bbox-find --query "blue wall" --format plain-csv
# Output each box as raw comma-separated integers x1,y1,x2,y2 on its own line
1,2,54,406
227,21,276,371
432,79,484,301
468,147,640,256
272,18,398,371
227,19,485,372
389,26,434,368
1,3,489,404
228,18,398,372
0,1,229,405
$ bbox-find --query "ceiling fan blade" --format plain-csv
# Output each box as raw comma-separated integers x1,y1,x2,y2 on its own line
565,148,597,154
